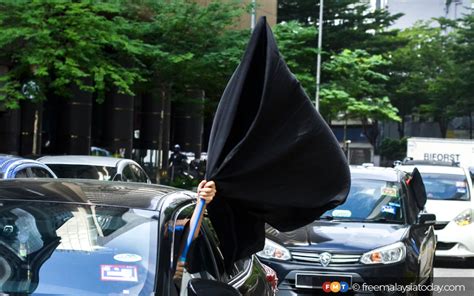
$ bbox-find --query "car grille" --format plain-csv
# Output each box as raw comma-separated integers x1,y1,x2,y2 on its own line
434,222,449,230
291,251,362,265
436,242,456,251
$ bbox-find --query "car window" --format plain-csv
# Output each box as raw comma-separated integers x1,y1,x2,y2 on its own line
419,173,470,201
14,168,28,178
47,164,116,181
323,178,404,223
122,165,139,182
201,216,227,280
29,167,54,178
0,201,158,295
131,164,149,183
170,205,220,293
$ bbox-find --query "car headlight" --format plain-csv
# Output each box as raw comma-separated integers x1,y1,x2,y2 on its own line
360,242,406,265
454,209,473,226
257,238,291,261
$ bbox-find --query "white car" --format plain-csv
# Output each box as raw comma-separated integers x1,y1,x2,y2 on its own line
398,160,473,260
37,155,151,184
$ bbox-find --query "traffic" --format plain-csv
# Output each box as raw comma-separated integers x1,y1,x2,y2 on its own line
1,149,473,295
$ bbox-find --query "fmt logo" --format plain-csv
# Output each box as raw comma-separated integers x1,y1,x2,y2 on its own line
322,281,349,293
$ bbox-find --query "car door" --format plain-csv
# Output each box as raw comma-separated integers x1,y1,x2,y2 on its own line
403,181,436,282
201,215,273,296
166,203,220,296
166,202,272,296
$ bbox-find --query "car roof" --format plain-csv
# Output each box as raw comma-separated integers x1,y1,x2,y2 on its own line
350,166,403,182
0,179,189,210
0,155,55,174
37,155,126,166
398,164,467,176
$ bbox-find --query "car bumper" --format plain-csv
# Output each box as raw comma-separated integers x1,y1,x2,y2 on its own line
435,222,474,258
260,259,415,296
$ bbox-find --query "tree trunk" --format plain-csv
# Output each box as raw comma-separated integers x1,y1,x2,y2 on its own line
438,116,449,138
362,119,379,151
397,116,405,139
469,112,472,140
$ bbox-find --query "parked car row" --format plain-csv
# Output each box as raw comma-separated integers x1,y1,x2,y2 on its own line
0,154,151,184
0,154,276,295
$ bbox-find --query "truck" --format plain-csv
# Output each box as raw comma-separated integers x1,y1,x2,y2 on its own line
406,137,474,167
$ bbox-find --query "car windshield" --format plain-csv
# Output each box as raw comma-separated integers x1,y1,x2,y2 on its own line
47,164,117,181
322,179,404,223
420,173,470,201
0,201,158,295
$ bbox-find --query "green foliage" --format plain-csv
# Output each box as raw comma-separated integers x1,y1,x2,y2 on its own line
320,49,399,122
123,0,248,102
380,138,407,162
0,0,248,109
277,0,404,54
387,15,474,138
320,49,400,147
452,14,474,118
274,21,318,99
0,0,147,107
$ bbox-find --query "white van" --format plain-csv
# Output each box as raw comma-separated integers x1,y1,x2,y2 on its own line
398,160,473,260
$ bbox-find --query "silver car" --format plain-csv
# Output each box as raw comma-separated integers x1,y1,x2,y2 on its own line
37,155,151,183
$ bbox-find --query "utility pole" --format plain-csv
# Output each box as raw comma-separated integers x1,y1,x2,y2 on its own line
315,0,324,111
251,0,257,30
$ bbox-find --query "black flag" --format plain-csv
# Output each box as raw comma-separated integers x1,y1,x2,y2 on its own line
205,17,350,267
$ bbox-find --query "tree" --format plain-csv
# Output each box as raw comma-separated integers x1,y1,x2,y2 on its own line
0,0,148,108
379,137,407,165
277,0,403,55
386,23,438,138
453,13,474,139
320,49,400,148
123,0,248,103
0,0,250,110
274,21,318,100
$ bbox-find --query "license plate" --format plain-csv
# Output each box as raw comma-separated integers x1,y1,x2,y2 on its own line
295,273,352,289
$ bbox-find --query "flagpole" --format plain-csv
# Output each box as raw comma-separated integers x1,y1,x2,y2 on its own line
315,0,323,111
179,197,206,262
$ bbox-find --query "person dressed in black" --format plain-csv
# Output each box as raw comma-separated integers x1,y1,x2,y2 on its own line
169,144,188,181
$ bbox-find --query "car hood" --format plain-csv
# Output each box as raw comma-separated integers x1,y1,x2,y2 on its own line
425,199,473,222
266,221,408,253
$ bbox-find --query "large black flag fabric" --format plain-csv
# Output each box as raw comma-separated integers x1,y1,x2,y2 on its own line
205,17,350,267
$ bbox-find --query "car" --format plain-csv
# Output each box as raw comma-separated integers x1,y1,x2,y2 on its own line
91,146,112,157
37,155,151,183
0,155,57,179
397,160,474,261
0,179,276,295
257,166,436,295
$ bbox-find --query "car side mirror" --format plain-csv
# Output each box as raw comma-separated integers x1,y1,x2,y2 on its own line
417,213,436,226
187,278,241,296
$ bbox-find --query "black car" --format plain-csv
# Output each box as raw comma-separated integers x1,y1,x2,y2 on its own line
258,166,436,295
0,179,275,295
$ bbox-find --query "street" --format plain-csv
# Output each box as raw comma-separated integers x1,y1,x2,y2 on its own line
433,260,474,296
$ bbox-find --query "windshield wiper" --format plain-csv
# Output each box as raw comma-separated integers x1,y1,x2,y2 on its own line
367,218,402,224
318,215,334,221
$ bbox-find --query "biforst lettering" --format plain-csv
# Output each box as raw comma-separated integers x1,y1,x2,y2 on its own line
423,153,460,162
